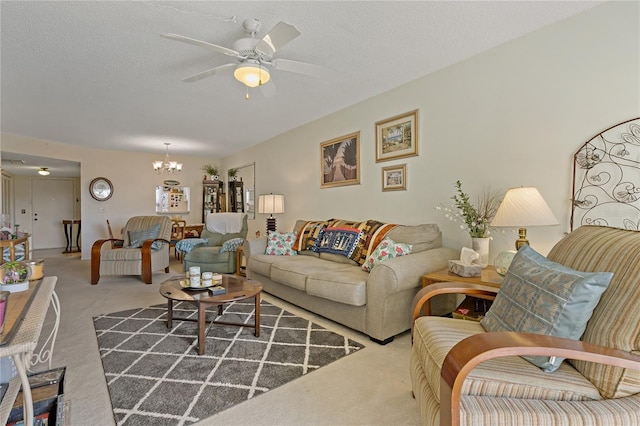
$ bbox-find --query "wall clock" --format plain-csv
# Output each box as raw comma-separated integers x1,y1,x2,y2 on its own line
89,177,113,201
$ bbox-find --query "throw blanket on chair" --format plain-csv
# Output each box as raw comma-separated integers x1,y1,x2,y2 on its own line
206,213,245,234
175,238,208,255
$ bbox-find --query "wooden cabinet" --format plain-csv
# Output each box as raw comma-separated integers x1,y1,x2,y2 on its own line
202,180,223,222
228,181,244,213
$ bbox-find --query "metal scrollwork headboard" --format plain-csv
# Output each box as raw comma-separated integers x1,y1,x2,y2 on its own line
571,117,640,231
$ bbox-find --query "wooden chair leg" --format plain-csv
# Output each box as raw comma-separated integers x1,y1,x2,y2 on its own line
91,242,102,285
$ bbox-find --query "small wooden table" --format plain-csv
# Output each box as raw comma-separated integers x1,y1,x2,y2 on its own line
184,224,204,238
159,275,263,355
422,265,503,290
421,266,504,320
235,246,246,277
0,235,29,262
62,219,81,253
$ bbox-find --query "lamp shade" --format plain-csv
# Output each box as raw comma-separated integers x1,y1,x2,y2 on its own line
491,187,559,227
258,194,285,215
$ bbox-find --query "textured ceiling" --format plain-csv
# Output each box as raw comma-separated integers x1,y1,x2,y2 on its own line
1,1,602,168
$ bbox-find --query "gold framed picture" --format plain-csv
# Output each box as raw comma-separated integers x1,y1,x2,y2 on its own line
382,164,407,191
320,132,360,188
375,109,418,162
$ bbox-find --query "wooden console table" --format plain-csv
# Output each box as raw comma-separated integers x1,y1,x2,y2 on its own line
62,219,81,253
0,277,60,426
0,235,30,262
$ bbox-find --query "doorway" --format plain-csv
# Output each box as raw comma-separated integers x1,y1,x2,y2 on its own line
31,179,76,249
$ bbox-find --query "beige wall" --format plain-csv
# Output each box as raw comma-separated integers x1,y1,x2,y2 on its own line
224,1,640,259
2,1,639,262
1,134,219,258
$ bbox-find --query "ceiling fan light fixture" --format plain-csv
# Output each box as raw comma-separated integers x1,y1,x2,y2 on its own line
38,167,50,176
234,62,270,88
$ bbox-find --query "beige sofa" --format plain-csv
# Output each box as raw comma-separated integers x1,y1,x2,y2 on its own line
243,219,457,344
411,225,640,425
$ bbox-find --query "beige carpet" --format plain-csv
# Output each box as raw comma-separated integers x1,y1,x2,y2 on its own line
35,249,421,425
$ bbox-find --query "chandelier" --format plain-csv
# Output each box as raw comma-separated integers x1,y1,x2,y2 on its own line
153,142,183,174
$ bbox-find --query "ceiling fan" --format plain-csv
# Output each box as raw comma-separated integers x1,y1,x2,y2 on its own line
161,18,322,97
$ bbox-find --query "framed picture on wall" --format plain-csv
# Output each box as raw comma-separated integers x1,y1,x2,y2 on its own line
320,132,360,188
375,109,418,162
382,164,407,191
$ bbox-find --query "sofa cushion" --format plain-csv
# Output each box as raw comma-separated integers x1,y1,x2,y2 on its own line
546,225,640,398
247,253,287,277
413,316,603,405
306,268,369,306
265,232,297,256
270,257,353,292
386,224,441,254
481,245,612,372
361,237,412,272
314,227,361,257
319,252,358,265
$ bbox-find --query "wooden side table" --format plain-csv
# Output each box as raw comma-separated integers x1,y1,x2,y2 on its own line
422,265,503,290
0,235,30,262
421,266,503,321
235,246,246,277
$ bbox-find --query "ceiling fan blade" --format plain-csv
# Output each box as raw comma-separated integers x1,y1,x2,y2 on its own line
259,80,277,98
271,58,325,78
182,63,236,83
254,22,300,56
161,33,239,57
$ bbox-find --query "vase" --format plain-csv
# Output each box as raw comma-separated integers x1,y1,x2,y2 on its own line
471,237,490,268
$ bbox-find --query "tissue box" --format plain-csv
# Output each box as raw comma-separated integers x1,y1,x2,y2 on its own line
448,260,482,277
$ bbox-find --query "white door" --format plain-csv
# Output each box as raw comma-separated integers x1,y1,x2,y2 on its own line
31,179,75,249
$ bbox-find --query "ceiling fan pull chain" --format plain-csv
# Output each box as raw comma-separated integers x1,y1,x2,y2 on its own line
245,86,250,100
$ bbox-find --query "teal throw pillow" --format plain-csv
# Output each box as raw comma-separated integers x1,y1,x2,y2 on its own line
221,238,244,253
480,245,613,372
361,237,412,272
127,224,161,250
265,232,297,256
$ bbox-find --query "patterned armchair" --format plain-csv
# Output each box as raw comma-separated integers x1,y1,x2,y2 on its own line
411,225,640,425
91,216,172,284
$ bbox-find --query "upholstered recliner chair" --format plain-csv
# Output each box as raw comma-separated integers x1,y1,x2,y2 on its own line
410,225,640,425
182,213,247,274
91,216,172,285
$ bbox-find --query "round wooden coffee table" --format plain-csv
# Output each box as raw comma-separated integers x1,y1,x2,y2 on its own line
159,274,263,355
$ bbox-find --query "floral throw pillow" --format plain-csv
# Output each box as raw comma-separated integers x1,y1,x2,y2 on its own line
265,232,298,256
361,237,412,272
221,238,244,253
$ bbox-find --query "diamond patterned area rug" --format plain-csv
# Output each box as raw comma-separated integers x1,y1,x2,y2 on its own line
93,299,364,425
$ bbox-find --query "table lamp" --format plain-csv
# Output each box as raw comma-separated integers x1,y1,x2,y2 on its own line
258,193,285,233
491,186,559,250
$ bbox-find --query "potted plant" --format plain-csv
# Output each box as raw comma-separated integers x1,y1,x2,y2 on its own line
202,164,220,181
228,168,239,181
436,181,502,267
0,260,32,293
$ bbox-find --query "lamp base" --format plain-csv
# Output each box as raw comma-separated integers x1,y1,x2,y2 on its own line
266,216,277,233
515,227,529,250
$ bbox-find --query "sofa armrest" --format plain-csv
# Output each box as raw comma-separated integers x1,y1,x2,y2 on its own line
368,247,458,294
440,331,640,426
243,237,267,258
